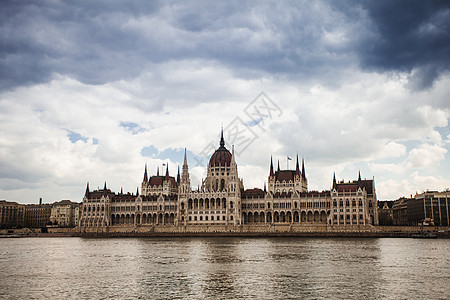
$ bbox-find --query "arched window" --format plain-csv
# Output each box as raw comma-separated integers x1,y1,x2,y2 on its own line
220,179,225,191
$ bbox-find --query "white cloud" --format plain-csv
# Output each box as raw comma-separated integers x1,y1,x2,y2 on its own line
406,143,447,169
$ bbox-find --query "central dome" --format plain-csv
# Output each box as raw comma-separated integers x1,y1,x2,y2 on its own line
209,130,232,167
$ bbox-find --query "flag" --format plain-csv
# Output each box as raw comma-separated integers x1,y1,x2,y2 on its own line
162,163,166,166
287,156,292,160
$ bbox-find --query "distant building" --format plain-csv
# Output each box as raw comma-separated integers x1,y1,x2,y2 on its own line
25,198,52,228
377,200,394,226
391,191,450,226
50,200,80,227
0,200,25,228
80,130,378,232
392,197,409,226
408,191,450,226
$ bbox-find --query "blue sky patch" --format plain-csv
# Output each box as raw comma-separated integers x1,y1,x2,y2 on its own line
120,122,146,135
65,129,88,143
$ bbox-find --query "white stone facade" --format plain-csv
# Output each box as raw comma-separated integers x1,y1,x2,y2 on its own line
79,132,378,231
50,200,80,227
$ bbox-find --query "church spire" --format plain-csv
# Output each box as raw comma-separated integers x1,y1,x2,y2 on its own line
136,187,139,196
85,182,90,197
157,166,159,176
177,166,180,183
358,170,361,181
220,127,225,148
277,160,280,172
143,164,148,182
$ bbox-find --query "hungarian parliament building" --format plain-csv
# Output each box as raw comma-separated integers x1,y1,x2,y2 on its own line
80,131,378,232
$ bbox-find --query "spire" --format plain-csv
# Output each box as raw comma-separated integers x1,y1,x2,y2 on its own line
302,158,306,178
264,182,267,192
358,170,361,181
136,187,139,196
277,160,280,172
120,187,123,194
270,156,274,177
103,181,107,196
231,144,236,166
143,164,148,182
295,154,300,176
177,166,180,183
157,166,159,176
183,148,188,167
220,127,225,148
85,182,90,197
165,163,169,180
333,172,336,188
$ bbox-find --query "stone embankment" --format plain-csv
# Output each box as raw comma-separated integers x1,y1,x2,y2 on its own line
1,225,449,238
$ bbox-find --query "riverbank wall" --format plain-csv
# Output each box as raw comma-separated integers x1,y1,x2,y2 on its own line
2,225,449,238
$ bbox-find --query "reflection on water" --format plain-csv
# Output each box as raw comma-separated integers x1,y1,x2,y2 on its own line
0,237,448,299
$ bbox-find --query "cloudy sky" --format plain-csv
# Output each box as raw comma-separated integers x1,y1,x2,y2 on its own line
1,0,450,204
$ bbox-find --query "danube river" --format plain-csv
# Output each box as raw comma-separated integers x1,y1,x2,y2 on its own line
0,237,448,299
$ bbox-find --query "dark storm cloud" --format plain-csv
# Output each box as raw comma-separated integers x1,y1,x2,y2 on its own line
345,0,450,89
1,0,449,91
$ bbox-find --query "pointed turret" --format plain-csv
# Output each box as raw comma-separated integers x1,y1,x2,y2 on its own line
333,172,337,188
177,166,180,183
143,164,148,182
295,154,300,176
181,148,190,191
183,148,188,167
264,182,267,192
103,181,107,196
270,156,274,177
120,187,123,194
277,160,280,172
165,163,169,181
231,145,236,164
157,166,159,176
302,158,306,179
358,170,361,181
136,187,139,196
85,182,90,197
220,127,225,148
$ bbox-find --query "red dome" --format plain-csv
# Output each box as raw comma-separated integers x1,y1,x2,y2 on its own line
209,129,232,167
209,147,232,167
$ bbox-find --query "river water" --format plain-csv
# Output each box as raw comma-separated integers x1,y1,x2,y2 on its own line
0,237,448,299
